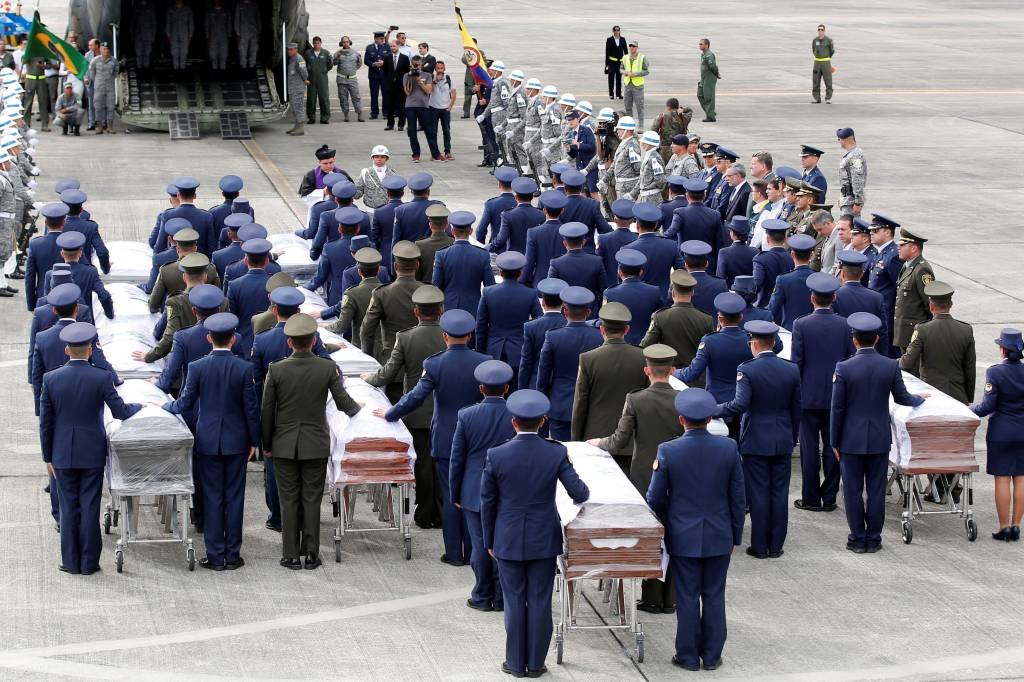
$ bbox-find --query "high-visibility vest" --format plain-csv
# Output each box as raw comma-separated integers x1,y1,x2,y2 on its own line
623,54,646,87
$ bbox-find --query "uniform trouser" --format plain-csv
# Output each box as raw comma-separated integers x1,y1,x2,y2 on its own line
670,554,730,667
641,566,676,608
191,448,205,530
742,453,791,554
48,472,60,522
238,34,258,68
799,408,840,507
463,84,474,116
812,61,833,101
368,77,383,117
406,107,440,158
840,452,887,549
698,79,716,121
264,455,281,526
23,80,49,124
608,68,622,97
464,509,503,607
384,86,406,127
86,83,96,126
409,427,441,526
336,78,362,114
54,466,104,573
208,40,228,70
496,556,557,674
528,145,546,179
135,37,153,68
548,418,571,441
430,108,452,154
0,217,14,263
435,457,471,563
273,456,328,559
199,453,247,563
93,89,116,127
306,80,330,122
478,118,497,163
288,91,306,124
623,83,644,127
47,76,59,110
170,37,189,69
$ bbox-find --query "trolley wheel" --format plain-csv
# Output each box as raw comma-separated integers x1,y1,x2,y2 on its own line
115,550,124,573
332,498,340,518
966,518,978,542
103,512,111,535
187,547,196,571
404,536,412,561
636,635,645,663
902,522,913,544
335,539,342,563
555,635,563,664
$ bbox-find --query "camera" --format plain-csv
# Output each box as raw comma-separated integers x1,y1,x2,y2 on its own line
389,25,399,31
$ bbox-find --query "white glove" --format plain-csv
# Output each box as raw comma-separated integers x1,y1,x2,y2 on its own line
32,201,44,210
25,189,34,197
597,162,606,171
26,179,36,189
30,166,40,176
28,138,38,147
475,114,485,124
26,128,37,137
504,130,514,140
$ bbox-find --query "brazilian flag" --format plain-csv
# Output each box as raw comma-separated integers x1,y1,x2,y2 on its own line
22,12,89,78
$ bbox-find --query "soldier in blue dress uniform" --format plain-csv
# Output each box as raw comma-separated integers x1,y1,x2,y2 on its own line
558,169,610,253
665,178,723,267
433,211,495,315
596,198,638,285
481,389,590,677
547,222,606,314
751,219,794,308
392,172,441,249
370,175,407,275
25,202,70,312
60,189,110,273
867,214,902,356
625,202,683,297
475,167,520,245
451,360,517,612
518,278,567,390
833,250,890,354
647,388,745,671
520,190,568,286
800,145,827,202
681,240,728,316
476,251,542,385
768,233,816,331
489,177,541,255
603,249,663,345
716,216,757,287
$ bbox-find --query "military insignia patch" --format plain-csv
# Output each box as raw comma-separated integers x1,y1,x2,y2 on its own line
852,158,863,170
566,453,573,465
698,341,706,350
652,459,659,471
986,382,993,393
921,273,934,285
736,371,743,381
628,148,641,163
832,372,837,383
911,329,919,343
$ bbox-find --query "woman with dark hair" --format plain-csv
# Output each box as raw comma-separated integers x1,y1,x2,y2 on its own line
971,328,1024,541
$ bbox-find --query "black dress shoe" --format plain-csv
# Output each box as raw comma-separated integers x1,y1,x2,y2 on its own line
769,550,785,558
865,544,882,553
846,543,866,554
526,666,548,678
745,547,768,559
702,659,722,671
81,565,101,575
224,557,245,570
492,603,504,612
304,555,322,570
794,499,822,512
200,558,225,571
0,290,13,297
636,602,663,614
2,286,17,293
58,565,81,574
822,502,838,512
397,125,405,131
501,661,525,677
265,521,282,532
671,655,700,671
467,598,492,612
384,126,394,131
280,557,302,570
440,554,465,567
701,118,716,123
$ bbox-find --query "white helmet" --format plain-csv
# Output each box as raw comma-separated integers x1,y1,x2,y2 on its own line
541,85,558,99
557,93,576,107
508,69,525,83
525,78,543,91
596,107,615,122
574,100,593,116
615,116,637,131
0,151,11,164
370,144,390,158
640,130,661,147
490,60,505,73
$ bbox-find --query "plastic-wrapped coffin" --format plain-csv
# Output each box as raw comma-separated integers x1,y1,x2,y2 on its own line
326,378,415,486
556,442,664,580
94,242,154,283
269,233,317,279
889,372,980,474
94,284,165,380
103,380,194,496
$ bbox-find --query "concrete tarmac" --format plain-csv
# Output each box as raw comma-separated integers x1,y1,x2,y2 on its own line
2,1,1024,679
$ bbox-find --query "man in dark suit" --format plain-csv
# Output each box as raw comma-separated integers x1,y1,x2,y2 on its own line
791,273,853,513
647,388,745,671
605,26,628,99
713,320,801,559
163,313,260,570
720,163,751,223
39,323,142,574
832,313,925,552
450,360,517,612
481,389,589,677
382,40,411,131
261,314,362,569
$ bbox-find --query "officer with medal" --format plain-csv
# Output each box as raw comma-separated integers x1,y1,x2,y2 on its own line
892,227,935,354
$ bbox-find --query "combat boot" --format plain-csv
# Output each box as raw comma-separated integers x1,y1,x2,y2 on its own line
356,111,364,122
73,125,80,136
287,123,305,136
343,112,350,122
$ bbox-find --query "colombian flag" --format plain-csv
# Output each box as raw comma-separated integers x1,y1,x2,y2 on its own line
23,12,89,79
456,6,491,87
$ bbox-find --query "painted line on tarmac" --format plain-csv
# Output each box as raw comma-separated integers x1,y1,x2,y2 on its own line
239,139,309,224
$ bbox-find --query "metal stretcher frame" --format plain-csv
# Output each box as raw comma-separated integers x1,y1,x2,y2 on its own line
104,486,196,573
889,466,978,544
554,555,646,664
329,476,413,562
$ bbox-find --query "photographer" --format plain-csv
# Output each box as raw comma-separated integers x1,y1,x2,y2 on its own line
428,61,457,160
403,56,442,162
589,108,621,213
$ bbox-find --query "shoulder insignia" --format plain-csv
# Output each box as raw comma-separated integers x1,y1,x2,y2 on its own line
832,372,837,383
921,273,934,286
910,329,919,344
736,371,744,382
985,382,993,393
698,341,706,350
566,453,573,465
851,158,863,170
545,437,559,443
652,458,659,471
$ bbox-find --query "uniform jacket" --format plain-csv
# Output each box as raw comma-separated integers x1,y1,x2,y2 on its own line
518,311,566,389
24,231,63,312
972,361,1024,442
392,196,440,248
164,350,260,455
158,203,216,255
833,281,890,353
354,165,396,210
450,397,516,512
647,429,745,557
791,308,853,410
802,166,827,203
559,195,609,252
830,348,923,454
223,256,281,289
367,320,445,429
603,277,663,345
623,233,684,297
415,232,455,283
251,323,330,393
148,256,221,314
893,255,934,348
768,264,814,331
481,433,589,560
716,240,757,287
43,261,114,319
311,207,370,261
64,215,109,272
715,352,801,455
690,270,729,316
752,247,794,308
39,360,140,468
477,281,541,367
32,318,118,414
536,322,603,422
571,339,647,440
261,351,360,459
490,202,545,255
548,250,606,308
212,241,243,280
600,382,683,493
338,264,391,299
370,197,403,272
360,275,423,361
476,192,519,246
678,326,752,402
308,235,356,305
641,302,715,368
386,344,490,457
868,241,900,317
665,202,724,261
596,228,638,286
432,240,495,314
154,320,241,402
899,313,975,404
28,303,91,382
227,268,272,353
519,219,566,287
